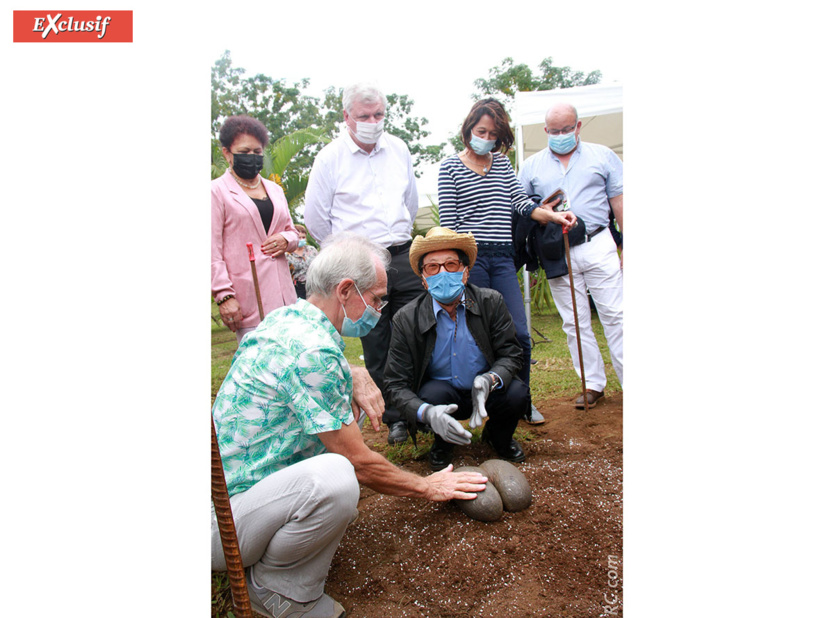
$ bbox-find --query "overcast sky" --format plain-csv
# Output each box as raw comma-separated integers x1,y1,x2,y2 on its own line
207,1,625,201
208,2,624,157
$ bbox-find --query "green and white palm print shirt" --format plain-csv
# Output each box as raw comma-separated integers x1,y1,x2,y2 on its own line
212,299,354,497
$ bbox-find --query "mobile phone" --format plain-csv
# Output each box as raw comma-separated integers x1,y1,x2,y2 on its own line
544,188,570,212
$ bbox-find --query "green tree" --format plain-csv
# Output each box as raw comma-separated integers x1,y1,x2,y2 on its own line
211,51,329,180
459,57,602,312
449,56,604,159
473,56,602,108
320,87,445,172
212,51,446,183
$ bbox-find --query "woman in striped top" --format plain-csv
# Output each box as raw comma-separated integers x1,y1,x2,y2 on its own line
438,98,576,422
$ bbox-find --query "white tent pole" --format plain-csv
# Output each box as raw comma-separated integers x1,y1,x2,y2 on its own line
515,119,532,336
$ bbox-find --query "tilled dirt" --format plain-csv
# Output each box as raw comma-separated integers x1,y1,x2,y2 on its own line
327,392,623,617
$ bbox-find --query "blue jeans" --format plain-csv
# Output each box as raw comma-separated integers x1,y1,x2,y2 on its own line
467,254,532,387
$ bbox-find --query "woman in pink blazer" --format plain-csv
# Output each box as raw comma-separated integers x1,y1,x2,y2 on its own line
212,116,299,343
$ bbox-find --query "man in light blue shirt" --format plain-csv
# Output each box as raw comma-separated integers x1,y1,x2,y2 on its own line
519,102,623,409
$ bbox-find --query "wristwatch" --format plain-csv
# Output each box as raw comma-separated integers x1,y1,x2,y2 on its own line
488,372,500,392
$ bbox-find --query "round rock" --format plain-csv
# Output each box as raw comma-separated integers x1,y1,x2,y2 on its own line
480,459,533,512
453,466,503,522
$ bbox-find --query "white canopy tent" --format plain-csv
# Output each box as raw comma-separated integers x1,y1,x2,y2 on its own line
513,83,623,334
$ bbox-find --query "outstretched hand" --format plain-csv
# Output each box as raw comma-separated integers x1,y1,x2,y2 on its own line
423,465,487,501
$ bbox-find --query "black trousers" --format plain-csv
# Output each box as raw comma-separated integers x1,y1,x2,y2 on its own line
359,245,425,426
418,377,528,451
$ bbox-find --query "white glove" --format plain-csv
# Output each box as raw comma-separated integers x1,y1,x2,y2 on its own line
423,404,471,445
470,374,492,428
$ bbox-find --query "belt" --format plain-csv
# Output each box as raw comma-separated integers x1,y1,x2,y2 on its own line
586,226,608,243
387,240,412,256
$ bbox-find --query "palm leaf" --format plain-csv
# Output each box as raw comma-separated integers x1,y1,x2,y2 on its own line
211,139,227,179
263,128,330,179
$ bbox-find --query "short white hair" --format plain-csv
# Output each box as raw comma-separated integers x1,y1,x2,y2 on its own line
305,232,391,297
342,83,386,115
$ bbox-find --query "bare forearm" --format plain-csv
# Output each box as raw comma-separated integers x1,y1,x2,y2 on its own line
353,450,430,499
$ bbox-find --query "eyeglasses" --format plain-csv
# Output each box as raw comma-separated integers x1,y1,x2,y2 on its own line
352,282,388,311
546,123,577,136
369,292,388,312
421,259,464,276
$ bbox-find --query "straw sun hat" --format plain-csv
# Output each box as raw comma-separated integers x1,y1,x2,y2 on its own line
409,227,478,276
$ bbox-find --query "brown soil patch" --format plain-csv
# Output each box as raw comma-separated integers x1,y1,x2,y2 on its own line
328,392,623,617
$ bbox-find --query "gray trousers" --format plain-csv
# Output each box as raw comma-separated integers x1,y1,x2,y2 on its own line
211,453,359,602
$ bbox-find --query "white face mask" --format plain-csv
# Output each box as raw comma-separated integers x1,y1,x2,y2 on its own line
350,118,385,144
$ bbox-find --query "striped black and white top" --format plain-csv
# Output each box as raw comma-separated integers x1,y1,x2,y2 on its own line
437,153,536,255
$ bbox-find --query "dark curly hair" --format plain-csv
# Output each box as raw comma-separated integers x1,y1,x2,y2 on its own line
218,115,269,149
460,98,514,154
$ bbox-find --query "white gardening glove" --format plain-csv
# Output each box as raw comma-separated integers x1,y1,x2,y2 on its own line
423,404,471,445
470,374,492,428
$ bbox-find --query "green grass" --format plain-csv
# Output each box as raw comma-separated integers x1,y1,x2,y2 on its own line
211,300,621,408
526,305,622,403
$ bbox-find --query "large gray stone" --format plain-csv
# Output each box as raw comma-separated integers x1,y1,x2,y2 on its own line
453,466,503,522
480,459,533,512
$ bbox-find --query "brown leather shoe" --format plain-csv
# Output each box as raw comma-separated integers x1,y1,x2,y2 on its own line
575,389,604,409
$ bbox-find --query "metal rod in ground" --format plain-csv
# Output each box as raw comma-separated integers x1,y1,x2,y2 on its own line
563,229,589,412
246,242,265,321
211,417,254,618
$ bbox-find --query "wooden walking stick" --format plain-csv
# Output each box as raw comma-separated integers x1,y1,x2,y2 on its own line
562,228,589,412
211,417,254,618
246,242,265,321
548,188,589,413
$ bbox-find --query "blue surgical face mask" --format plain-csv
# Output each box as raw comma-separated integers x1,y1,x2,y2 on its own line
298,239,307,248
548,131,577,155
469,133,496,156
340,283,381,338
425,270,466,304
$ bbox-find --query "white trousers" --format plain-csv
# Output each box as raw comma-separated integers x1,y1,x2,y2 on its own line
547,229,623,392
211,453,359,602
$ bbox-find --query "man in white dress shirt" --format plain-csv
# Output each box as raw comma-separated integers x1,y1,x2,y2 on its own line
305,83,423,445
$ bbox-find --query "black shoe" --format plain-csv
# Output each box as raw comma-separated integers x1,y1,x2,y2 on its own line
482,426,526,463
428,441,454,471
387,421,408,445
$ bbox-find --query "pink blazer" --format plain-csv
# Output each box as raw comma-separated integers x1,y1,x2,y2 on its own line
211,171,299,329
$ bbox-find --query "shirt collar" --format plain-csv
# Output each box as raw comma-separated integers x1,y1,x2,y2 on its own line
295,299,346,351
548,137,582,160
431,290,467,318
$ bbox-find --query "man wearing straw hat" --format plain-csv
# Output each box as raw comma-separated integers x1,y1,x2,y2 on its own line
384,227,529,470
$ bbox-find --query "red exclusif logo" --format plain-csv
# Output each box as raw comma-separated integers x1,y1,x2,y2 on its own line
13,11,133,42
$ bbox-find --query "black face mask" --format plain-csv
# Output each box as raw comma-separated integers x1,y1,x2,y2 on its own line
231,153,264,180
